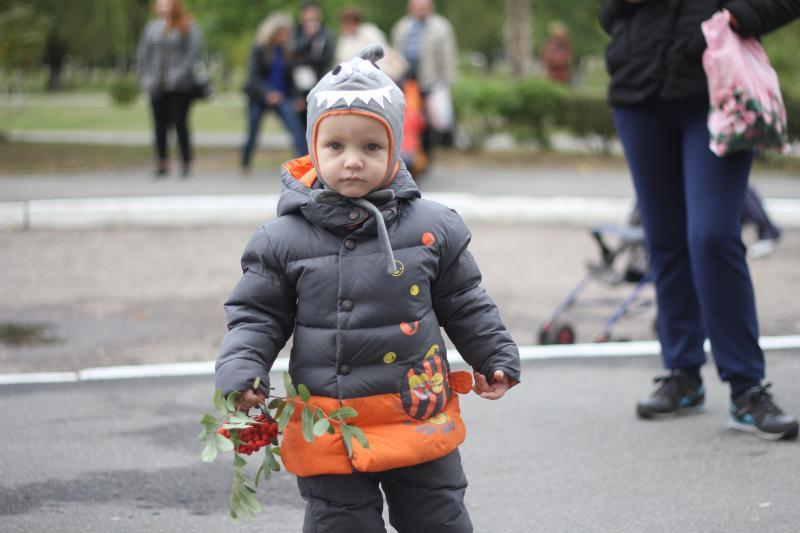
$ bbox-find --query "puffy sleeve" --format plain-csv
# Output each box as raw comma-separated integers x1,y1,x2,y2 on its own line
215,227,297,396
431,210,521,384
599,0,645,34
724,0,800,37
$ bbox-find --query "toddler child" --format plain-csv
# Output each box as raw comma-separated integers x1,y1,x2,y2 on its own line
215,44,521,532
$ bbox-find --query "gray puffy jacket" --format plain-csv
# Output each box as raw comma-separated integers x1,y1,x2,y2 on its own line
215,158,521,401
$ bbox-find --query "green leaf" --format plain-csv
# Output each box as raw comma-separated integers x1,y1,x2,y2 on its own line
229,412,253,425
277,402,295,432
283,372,297,398
301,405,314,443
267,398,282,410
329,406,358,421
215,433,234,452
233,454,247,468
349,425,370,449
298,383,311,402
213,389,227,414
339,424,354,458
225,391,240,412
221,423,251,430
274,400,286,421
202,440,218,463
271,446,282,457
239,485,262,515
254,463,266,487
326,423,336,435
266,447,281,471
231,489,253,519
313,417,330,436
200,413,218,431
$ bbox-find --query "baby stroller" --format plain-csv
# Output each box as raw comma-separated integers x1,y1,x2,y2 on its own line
538,212,654,345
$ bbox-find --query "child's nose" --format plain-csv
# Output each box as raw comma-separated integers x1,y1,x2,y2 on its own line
343,151,364,169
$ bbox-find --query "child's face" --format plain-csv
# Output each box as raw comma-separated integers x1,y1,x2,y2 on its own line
315,113,390,198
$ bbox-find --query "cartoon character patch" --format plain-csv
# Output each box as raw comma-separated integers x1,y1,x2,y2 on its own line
400,353,452,420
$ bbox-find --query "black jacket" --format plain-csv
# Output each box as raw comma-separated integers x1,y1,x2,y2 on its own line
293,24,336,86
243,44,297,104
599,0,800,106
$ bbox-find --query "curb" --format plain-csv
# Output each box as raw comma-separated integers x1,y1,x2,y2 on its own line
3,194,800,230
2,335,799,386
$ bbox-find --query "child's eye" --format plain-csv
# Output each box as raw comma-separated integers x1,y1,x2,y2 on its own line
365,143,381,152
329,142,343,151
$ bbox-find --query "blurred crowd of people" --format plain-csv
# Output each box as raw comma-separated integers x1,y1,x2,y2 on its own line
137,0,457,179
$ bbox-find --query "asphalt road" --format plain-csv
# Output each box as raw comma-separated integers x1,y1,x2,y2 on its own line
2,355,799,533
2,160,799,532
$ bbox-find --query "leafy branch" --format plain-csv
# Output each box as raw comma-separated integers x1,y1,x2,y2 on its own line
198,372,369,521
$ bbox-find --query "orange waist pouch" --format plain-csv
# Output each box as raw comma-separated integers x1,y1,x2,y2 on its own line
281,370,473,477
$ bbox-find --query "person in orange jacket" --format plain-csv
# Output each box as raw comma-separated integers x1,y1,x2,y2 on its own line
215,44,521,532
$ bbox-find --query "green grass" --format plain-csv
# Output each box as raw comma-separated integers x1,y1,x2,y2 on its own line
0,91,281,133
0,141,293,175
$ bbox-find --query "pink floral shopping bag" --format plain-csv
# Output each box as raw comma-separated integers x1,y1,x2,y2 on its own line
702,9,790,156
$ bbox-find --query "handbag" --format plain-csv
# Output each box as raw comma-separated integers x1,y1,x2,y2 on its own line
190,61,214,101
701,9,789,156
190,79,214,100
424,83,454,133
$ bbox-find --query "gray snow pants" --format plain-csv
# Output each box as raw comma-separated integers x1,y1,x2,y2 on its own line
297,449,473,533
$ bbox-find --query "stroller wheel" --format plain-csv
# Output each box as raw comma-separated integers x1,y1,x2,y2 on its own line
539,321,576,345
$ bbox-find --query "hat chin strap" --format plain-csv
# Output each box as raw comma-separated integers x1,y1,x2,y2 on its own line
309,188,399,275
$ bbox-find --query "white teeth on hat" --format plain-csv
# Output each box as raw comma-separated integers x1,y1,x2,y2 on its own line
314,86,394,109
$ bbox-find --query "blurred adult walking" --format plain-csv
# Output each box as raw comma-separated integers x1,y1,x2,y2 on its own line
392,0,457,148
600,0,799,440
241,12,308,175
336,7,407,82
293,2,336,130
137,0,205,178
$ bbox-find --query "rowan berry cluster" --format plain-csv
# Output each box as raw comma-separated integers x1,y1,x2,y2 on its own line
218,414,279,455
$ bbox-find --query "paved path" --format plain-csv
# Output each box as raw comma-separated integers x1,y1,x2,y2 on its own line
2,223,799,374
2,158,800,230
2,142,799,531
2,356,799,533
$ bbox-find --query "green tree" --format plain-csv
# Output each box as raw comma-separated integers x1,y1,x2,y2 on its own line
0,3,50,101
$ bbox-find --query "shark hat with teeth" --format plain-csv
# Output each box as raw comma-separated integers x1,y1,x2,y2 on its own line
306,43,406,188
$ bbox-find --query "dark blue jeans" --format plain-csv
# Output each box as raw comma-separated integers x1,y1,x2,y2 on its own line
743,186,782,240
241,98,308,169
613,99,764,392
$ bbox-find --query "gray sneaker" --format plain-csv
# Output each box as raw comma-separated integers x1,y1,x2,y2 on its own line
636,369,705,419
730,384,798,441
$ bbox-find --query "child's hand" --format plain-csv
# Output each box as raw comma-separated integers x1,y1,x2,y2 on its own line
235,388,267,412
473,370,511,400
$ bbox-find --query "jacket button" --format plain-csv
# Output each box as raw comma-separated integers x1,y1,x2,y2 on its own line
338,364,351,375
341,299,353,311
347,208,361,221
344,239,356,250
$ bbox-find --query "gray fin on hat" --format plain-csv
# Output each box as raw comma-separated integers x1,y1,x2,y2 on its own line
358,43,385,63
